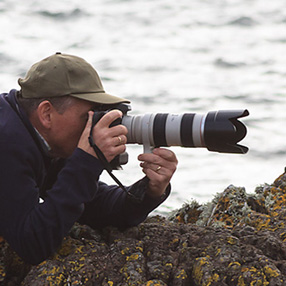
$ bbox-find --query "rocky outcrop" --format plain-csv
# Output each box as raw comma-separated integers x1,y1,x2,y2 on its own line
2,170,286,285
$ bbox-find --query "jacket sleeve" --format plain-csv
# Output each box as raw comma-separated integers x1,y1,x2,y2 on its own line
78,177,171,229
0,146,103,265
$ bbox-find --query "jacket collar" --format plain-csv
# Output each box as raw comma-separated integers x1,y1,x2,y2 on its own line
5,89,52,158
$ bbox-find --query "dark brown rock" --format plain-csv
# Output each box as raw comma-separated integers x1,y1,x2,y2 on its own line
2,170,286,285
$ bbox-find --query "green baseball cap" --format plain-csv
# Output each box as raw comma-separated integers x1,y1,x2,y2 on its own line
18,52,130,104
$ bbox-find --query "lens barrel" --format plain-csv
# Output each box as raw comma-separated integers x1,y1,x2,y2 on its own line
122,109,249,154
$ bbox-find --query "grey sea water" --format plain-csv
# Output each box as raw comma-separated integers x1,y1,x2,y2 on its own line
0,0,285,214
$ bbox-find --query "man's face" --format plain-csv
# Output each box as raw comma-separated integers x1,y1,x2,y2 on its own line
48,98,94,158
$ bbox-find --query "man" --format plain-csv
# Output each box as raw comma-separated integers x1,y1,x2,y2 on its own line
0,53,177,265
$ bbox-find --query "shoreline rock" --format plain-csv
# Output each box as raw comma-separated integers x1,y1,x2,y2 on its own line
2,169,286,285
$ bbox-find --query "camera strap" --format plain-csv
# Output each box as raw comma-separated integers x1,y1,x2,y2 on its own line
88,112,142,203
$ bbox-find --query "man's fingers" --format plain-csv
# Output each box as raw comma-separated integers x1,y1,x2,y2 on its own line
114,135,127,146
138,149,176,165
92,110,128,137
140,162,166,174
80,111,93,139
96,110,123,128
152,148,177,162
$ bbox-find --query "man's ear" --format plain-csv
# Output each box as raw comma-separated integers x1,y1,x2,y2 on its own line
36,100,54,129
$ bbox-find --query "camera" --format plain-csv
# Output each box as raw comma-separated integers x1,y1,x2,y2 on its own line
91,104,249,169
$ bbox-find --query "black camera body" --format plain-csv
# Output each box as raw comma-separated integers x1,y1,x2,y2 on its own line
91,104,249,169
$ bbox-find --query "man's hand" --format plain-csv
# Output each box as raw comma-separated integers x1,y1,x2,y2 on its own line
138,148,178,199
78,110,128,162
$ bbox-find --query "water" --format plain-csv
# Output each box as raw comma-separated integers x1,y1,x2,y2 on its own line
0,0,286,214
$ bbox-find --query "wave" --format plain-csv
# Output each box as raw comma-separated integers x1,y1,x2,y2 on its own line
214,58,246,69
35,8,87,20
248,149,286,159
0,53,16,66
227,16,258,27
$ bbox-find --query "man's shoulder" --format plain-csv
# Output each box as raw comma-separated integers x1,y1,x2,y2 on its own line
0,93,27,141
0,92,40,159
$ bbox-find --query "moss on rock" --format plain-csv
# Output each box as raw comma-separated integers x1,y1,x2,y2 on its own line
2,170,286,285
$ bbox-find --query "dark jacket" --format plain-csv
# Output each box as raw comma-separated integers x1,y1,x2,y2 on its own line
0,90,170,265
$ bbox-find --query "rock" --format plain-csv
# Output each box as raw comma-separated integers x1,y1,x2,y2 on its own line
2,170,286,285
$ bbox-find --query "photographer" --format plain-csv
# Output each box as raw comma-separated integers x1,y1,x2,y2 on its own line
0,53,177,265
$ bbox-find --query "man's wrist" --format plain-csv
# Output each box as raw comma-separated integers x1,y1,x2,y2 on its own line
146,184,171,201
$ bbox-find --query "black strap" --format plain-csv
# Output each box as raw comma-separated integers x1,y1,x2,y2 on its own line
88,112,142,203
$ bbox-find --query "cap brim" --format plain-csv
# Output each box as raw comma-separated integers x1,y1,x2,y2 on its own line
70,92,130,104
